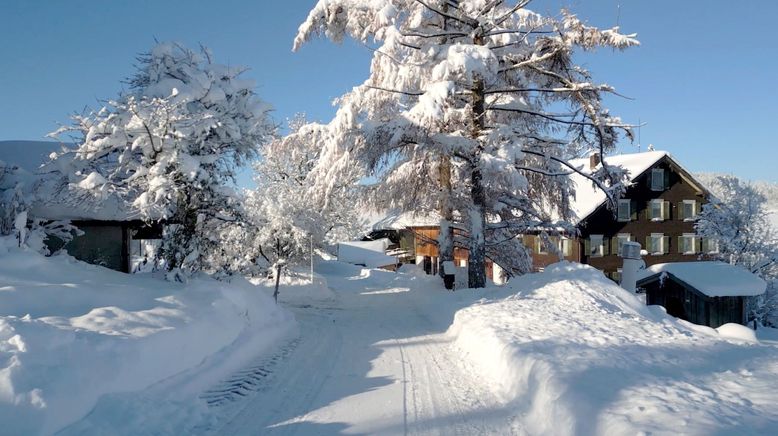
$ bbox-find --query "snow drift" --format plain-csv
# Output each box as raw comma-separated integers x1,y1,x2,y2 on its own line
0,238,294,435
448,262,778,434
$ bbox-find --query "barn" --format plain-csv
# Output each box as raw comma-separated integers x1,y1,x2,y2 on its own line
636,262,766,328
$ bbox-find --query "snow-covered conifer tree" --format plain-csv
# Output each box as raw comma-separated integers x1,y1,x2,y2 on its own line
295,0,637,287
49,42,274,278
696,175,778,324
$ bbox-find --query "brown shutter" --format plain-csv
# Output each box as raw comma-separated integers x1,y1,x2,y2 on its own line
677,202,685,220
663,236,671,254
603,237,610,255
584,238,591,256
645,236,652,253
611,237,619,256
663,201,671,220
645,202,652,220
695,200,701,217
678,236,684,254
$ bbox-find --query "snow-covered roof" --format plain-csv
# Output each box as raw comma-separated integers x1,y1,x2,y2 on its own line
637,261,767,297
566,150,705,225
0,140,157,222
567,151,667,223
0,140,66,173
368,210,442,231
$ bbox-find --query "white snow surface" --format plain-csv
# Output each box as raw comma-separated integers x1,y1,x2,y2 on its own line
337,239,397,268
211,260,778,435
449,262,778,434
0,238,294,435
5,246,778,434
637,261,767,297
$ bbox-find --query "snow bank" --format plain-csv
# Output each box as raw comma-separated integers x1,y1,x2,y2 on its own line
0,239,294,435
448,262,778,434
337,239,397,268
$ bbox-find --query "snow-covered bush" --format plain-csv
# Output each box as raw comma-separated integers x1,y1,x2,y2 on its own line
48,42,275,277
244,115,363,296
696,175,778,325
295,0,637,286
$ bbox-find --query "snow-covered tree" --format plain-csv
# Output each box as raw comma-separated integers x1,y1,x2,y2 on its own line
48,42,274,278
696,175,778,325
245,115,363,299
295,0,637,287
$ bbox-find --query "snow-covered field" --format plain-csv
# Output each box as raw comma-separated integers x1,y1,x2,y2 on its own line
0,238,295,435
4,244,778,435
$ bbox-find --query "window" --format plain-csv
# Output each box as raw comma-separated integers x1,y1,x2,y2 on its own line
679,233,697,255
704,238,719,254
559,238,573,257
649,199,665,221
617,199,631,222
651,168,665,191
537,238,547,254
647,233,666,255
616,233,631,256
589,234,604,257
681,200,698,221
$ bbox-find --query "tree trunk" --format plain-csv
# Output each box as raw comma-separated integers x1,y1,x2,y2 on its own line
468,68,487,289
438,156,454,278
468,168,487,288
273,262,281,304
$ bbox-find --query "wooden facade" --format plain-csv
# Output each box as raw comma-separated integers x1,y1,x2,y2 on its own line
46,220,162,273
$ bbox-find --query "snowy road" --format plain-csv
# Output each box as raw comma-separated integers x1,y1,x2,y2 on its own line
216,264,515,435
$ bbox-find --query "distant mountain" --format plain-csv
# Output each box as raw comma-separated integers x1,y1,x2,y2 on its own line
695,172,778,230
0,140,71,172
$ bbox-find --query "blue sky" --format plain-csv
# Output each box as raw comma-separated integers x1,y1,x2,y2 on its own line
1,1,776,182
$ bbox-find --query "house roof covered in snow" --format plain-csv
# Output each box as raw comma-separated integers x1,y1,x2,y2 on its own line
0,140,159,222
368,210,443,231
636,261,767,298
567,150,707,225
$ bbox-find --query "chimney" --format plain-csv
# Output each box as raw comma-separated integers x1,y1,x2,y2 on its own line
620,241,643,293
589,152,601,170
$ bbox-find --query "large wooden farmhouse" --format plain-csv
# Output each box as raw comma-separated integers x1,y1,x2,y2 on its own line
371,150,716,282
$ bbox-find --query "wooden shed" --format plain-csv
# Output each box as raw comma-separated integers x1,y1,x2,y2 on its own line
636,262,766,328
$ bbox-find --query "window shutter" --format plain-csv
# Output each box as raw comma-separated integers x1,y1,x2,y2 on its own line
663,236,671,254
677,202,685,220
663,201,671,220
697,238,703,253
695,200,701,217
603,237,610,255
645,202,651,220
645,236,652,253
678,236,683,254
663,169,670,189
584,238,591,256
630,200,638,220
611,237,619,256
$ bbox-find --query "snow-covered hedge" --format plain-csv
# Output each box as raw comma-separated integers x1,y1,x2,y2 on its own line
0,238,294,435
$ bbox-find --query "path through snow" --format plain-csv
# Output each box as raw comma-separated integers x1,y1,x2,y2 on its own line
216,263,517,435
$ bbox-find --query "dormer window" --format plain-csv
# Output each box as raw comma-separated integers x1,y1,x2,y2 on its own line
617,199,631,222
651,168,665,191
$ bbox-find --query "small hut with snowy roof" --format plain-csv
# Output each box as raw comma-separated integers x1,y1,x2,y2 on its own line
636,261,766,328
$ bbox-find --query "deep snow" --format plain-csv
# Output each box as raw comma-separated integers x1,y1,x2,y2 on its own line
0,238,294,435
4,244,778,435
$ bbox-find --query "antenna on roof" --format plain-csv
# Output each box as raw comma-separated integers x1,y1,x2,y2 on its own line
616,3,621,27
637,117,641,152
